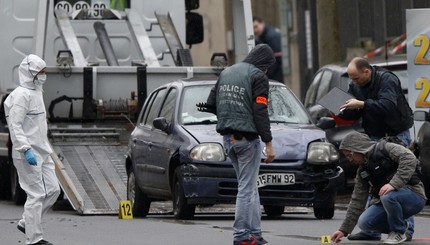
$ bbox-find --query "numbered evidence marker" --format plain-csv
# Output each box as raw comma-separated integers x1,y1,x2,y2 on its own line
321,235,332,244
119,200,133,219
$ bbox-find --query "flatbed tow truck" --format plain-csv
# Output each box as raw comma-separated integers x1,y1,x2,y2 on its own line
0,0,254,214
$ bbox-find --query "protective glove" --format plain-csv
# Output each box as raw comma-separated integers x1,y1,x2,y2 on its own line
24,149,37,166
196,102,216,114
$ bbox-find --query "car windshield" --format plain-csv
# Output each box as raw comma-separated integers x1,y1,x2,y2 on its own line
181,85,218,125
180,84,311,125
268,85,311,124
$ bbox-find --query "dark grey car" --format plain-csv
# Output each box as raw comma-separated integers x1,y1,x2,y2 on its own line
126,78,344,220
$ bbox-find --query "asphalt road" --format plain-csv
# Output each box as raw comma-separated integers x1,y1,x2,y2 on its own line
1,198,429,245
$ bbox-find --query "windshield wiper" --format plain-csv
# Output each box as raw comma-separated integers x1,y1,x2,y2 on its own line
183,119,217,125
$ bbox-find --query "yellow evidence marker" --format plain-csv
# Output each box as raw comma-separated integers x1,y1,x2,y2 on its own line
119,200,133,219
321,235,331,244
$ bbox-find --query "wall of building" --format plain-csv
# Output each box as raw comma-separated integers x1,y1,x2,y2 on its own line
189,0,227,66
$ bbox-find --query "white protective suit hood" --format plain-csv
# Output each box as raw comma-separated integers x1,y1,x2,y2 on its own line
18,54,46,90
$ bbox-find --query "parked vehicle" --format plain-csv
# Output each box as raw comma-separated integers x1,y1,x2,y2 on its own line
125,78,344,220
411,111,430,201
304,55,408,185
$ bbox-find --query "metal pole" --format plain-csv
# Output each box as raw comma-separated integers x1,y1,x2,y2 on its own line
137,66,147,116
33,0,50,58
232,0,254,63
94,21,120,66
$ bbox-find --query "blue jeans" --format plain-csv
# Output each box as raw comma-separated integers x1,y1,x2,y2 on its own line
356,187,425,236
369,129,411,147
396,129,412,147
223,135,262,241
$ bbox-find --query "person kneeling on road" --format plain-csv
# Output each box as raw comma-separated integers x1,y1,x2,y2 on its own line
331,131,426,244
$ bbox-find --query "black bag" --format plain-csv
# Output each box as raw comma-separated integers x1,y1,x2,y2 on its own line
360,138,421,197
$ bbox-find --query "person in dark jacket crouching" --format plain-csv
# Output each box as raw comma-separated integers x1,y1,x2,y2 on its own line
331,131,426,245
197,44,276,245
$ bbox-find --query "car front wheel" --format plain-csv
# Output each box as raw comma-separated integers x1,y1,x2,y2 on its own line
313,190,336,219
127,168,151,217
173,168,195,220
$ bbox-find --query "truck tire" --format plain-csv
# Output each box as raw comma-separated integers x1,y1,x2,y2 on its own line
173,168,195,220
263,205,284,217
127,168,151,217
10,164,26,205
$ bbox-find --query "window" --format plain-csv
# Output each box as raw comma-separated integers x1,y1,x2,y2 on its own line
180,85,217,125
304,71,323,107
315,70,333,102
268,85,311,124
144,88,167,127
139,91,157,125
159,88,177,124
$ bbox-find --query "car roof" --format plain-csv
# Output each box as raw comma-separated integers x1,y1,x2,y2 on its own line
160,78,287,89
367,54,407,67
316,54,407,78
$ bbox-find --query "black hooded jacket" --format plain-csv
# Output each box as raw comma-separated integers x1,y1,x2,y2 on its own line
340,66,413,137
206,44,275,142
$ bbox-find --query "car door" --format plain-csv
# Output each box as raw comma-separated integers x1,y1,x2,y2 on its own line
133,88,167,189
147,88,178,191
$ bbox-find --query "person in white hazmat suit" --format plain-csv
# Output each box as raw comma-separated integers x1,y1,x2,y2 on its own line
4,54,60,245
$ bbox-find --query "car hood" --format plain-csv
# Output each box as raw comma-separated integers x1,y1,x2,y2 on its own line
182,124,326,160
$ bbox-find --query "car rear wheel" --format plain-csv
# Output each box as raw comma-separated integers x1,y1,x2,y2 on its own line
127,168,151,217
263,205,284,217
173,168,195,220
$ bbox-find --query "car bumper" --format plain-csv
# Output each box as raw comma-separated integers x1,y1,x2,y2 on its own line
179,163,344,206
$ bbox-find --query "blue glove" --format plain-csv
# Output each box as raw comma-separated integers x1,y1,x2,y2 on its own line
24,149,37,166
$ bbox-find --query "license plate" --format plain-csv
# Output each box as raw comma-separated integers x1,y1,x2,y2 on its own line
257,173,295,188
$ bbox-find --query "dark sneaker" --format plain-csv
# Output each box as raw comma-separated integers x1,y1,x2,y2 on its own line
348,232,381,241
30,240,53,245
17,224,25,234
253,236,268,245
233,237,256,245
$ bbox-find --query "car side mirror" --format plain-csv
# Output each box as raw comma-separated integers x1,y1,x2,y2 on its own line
317,117,336,130
153,117,170,133
414,110,429,122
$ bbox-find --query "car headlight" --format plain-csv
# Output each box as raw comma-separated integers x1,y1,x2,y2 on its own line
190,143,226,162
307,142,339,165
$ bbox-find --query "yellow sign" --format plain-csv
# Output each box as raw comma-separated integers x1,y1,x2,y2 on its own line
119,200,133,219
321,235,331,244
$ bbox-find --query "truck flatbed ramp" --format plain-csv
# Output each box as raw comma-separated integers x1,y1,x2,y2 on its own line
50,127,128,214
